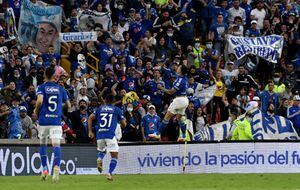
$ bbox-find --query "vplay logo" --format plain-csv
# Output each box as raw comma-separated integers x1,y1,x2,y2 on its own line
0,147,76,176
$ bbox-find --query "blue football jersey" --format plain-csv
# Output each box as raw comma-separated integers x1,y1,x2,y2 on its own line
173,76,188,96
36,82,69,126
94,105,125,139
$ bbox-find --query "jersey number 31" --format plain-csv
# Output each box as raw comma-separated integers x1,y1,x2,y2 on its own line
99,113,113,128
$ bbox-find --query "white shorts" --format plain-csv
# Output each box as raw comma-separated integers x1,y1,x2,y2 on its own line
168,96,189,115
97,137,119,152
38,125,62,140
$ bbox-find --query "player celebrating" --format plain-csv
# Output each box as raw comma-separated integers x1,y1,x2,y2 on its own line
88,94,126,181
34,67,71,182
157,65,189,140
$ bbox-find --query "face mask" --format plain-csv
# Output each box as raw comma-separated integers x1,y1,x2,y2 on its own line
206,44,213,49
14,73,20,78
273,77,280,83
195,43,200,48
36,61,42,65
146,4,151,9
228,116,233,122
167,32,173,37
79,105,87,110
118,5,123,10
127,107,133,112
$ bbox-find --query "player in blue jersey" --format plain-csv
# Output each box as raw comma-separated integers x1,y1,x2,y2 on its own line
88,94,126,181
34,67,71,182
157,65,189,141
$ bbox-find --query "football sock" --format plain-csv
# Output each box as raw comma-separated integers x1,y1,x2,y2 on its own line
159,119,169,133
178,120,186,138
109,158,118,175
98,151,106,160
39,145,48,170
53,146,61,167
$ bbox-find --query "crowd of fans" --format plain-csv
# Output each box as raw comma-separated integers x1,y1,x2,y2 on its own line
0,0,299,143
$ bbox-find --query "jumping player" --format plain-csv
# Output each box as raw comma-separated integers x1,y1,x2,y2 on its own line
34,66,71,182
157,64,189,140
88,94,126,181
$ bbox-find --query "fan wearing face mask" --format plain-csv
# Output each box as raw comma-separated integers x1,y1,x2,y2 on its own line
191,38,204,68
264,73,286,94
121,103,141,141
201,41,219,71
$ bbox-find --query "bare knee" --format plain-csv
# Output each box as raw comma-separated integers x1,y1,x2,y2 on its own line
110,152,118,159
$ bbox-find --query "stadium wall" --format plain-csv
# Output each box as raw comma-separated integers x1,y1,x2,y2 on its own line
1,142,300,176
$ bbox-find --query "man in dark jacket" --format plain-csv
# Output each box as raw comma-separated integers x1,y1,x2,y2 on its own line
69,99,93,143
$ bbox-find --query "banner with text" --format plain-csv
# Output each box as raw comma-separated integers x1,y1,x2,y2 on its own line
60,32,98,42
227,35,283,63
194,109,299,141
2,143,300,176
18,0,62,53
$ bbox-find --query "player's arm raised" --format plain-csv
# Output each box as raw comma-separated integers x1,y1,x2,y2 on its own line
157,84,176,95
88,113,96,139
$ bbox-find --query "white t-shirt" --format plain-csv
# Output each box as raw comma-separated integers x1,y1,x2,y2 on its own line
250,8,266,30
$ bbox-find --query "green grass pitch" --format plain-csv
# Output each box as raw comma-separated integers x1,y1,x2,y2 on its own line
2,174,300,190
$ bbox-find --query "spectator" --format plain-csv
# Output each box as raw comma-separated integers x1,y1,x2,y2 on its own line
236,86,250,111
260,80,279,114
19,106,33,138
201,41,219,71
211,69,226,124
69,99,92,143
121,103,141,141
1,82,21,104
245,20,260,37
208,14,228,55
250,0,266,30
109,23,125,48
194,107,207,134
228,0,246,24
141,105,161,142
30,113,39,139
287,95,300,133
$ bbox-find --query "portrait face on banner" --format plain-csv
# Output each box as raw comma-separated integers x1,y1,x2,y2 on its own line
35,22,58,53
18,0,62,53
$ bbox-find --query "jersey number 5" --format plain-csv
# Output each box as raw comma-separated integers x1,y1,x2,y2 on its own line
48,95,57,112
99,113,113,128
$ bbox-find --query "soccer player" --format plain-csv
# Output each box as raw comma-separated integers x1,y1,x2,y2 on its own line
34,67,71,182
88,94,126,181
157,65,189,140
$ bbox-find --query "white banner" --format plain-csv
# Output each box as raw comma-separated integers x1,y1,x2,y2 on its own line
194,109,299,141
2,143,300,175
95,143,300,174
78,10,112,31
227,35,283,63
59,32,97,42
193,85,216,107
